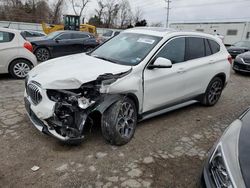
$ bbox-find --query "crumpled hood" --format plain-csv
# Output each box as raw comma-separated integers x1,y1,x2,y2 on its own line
28,53,132,89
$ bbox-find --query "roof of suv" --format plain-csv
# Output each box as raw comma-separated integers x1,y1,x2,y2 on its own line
125,27,220,40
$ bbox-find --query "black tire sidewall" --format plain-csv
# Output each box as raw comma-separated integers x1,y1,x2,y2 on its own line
101,97,137,146
9,59,32,79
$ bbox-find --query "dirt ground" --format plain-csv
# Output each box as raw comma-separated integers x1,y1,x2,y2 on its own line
0,71,250,188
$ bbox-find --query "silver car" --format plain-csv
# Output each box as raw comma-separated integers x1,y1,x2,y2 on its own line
0,27,37,78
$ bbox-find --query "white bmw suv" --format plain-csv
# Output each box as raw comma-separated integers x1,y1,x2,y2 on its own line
24,28,231,145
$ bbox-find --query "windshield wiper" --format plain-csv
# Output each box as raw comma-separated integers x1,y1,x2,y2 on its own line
92,55,118,64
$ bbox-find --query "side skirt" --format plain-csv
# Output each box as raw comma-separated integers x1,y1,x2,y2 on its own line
139,95,203,121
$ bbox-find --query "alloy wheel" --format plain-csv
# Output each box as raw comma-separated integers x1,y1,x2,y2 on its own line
13,62,31,78
116,102,136,138
36,48,50,62
208,80,223,105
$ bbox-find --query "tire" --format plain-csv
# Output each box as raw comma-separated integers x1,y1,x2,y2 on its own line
101,97,137,146
201,77,224,106
9,59,33,79
35,47,50,62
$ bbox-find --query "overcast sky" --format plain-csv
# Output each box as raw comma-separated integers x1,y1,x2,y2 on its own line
64,0,250,25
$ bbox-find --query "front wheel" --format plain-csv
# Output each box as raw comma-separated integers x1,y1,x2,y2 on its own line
101,97,137,146
9,59,33,79
201,77,224,106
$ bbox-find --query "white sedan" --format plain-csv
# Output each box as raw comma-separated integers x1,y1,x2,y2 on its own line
0,27,37,78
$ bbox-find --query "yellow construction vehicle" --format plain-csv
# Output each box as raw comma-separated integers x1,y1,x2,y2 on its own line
42,15,97,35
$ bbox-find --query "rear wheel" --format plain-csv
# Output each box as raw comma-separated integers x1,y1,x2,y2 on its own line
201,77,223,106
9,59,33,79
35,47,50,62
101,97,137,146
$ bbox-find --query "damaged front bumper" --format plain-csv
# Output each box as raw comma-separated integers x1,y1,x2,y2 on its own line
24,90,123,142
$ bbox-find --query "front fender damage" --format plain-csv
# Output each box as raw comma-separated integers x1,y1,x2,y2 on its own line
44,69,132,143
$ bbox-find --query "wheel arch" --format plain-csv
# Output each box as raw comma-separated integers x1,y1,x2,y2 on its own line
211,72,226,88
8,58,33,73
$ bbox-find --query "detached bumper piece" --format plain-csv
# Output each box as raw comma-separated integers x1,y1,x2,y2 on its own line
25,97,84,142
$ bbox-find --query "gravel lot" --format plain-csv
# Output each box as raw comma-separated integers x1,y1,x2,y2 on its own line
0,71,250,188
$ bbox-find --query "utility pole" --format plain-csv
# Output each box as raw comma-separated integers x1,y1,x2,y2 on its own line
165,0,171,28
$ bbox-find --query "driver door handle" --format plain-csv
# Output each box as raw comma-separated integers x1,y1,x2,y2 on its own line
177,68,186,74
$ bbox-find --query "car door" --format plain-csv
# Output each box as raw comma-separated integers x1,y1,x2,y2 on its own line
0,31,15,73
52,33,73,57
182,37,215,97
72,33,91,53
143,37,188,113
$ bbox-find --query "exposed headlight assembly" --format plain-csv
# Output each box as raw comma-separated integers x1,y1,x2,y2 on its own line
209,145,234,188
208,120,246,188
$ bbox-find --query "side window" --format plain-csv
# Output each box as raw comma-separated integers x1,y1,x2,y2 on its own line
57,33,72,40
208,39,220,54
114,31,120,36
72,33,89,39
204,39,212,56
185,37,205,61
0,31,15,43
155,37,185,64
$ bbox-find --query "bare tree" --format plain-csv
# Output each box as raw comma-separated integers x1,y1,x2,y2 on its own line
103,0,120,28
71,0,90,23
133,7,143,24
51,0,64,24
95,0,105,24
119,0,132,28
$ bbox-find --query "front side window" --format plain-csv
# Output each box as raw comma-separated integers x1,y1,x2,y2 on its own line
56,33,72,40
72,33,89,39
155,37,186,64
0,31,15,43
186,37,205,61
91,33,162,65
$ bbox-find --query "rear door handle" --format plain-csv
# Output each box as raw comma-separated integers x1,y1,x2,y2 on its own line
209,60,215,64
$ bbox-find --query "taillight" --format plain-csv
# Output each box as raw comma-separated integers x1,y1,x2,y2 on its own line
227,55,233,64
24,41,33,52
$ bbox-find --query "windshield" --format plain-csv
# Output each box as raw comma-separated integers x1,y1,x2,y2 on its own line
233,41,250,48
45,31,62,39
91,33,162,66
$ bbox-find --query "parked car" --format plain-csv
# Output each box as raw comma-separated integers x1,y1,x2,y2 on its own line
227,41,250,58
31,31,100,62
24,28,231,145
99,30,121,42
0,27,37,78
233,51,250,73
21,30,46,41
202,107,250,188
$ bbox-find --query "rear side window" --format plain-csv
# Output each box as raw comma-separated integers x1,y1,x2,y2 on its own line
185,37,205,61
208,39,220,54
0,31,15,43
204,39,212,56
155,37,185,64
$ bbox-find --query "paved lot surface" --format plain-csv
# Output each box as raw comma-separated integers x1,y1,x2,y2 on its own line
0,72,250,188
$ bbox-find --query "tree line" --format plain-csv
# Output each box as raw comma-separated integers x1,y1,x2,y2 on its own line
0,0,150,28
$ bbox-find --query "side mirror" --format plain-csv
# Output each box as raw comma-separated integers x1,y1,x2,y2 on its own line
148,57,172,69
